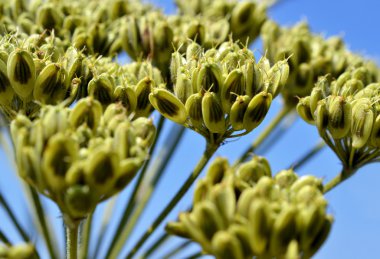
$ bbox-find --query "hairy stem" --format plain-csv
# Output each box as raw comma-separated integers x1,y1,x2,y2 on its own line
79,213,92,259
65,219,80,259
125,142,219,258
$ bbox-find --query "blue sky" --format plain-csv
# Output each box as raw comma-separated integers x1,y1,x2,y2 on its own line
1,0,380,258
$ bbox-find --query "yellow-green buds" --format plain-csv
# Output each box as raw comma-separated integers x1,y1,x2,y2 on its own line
167,157,332,258
0,243,36,259
11,101,154,220
150,41,288,142
297,72,380,169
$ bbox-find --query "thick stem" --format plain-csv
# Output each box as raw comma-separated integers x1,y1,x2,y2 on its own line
124,142,219,259
105,123,185,258
65,218,80,259
234,105,293,166
323,167,357,193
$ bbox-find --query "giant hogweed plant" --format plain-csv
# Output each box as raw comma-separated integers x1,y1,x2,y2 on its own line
0,0,378,258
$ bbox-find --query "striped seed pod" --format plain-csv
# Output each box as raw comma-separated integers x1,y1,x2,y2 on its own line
243,91,272,132
149,88,187,124
202,91,226,134
7,49,36,100
351,99,374,148
327,96,352,139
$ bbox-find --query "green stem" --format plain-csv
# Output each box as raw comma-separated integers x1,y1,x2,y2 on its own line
323,167,357,193
234,105,293,166
65,218,80,259
289,141,325,170
105,116,166,257
92,197,117,257
79,213,92,259
141,232,170,258
125,142,219,259
28,187,57,258
161,240,192,259
185,251,203,259
0,230,12,245
0,192,29,242
106,123,185,258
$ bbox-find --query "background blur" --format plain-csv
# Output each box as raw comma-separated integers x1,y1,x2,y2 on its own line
1,0,380,258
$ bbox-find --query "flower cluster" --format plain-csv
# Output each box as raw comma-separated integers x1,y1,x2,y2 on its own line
0,0,152,56
0,32,163,121
148,41,289,143
0,243,35,259
297,67,380,169
175,0,267,44
261,20,380,106
167,156,332,258
10,97,155,220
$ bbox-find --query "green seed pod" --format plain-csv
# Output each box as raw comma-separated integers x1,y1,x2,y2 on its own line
170,51,185,84
269,205,297,256
64,185,93,219
211,231,244,259
236,188,256,218
221,69,245,113
36,4,63,32
370,114,380,148
149,88,187,124
42,134,78,191
7,49,36,100
230,1,258,40
113,85,137,113
290,175,323,193
180,212,211,248
18,146,41,189
285,240,299,259
0,58,14,106
243,60,261,97
41,106,69,140
65,162,86,186
120,17,142,60
339,79,364,97
210,185,236,224
310,87,323,115
69,97,103,130
297,205,326,251
230,95,250,130
228,224,252,257
196,63,223,94
275,169,298,189
193,178,211,205
266,60,289,98
33,63,69,104
315,100,329,134
205,157,230,185
297,96,315,124
351,99,374,149
132,117,156,147
186,20,206,44
88,74,114,105
327,96,352,139
165,218,190,238
85,148,120,194
304,216,333,258
186,41,203,61
192,201,225,239
185,92,204,129
174,72,193,103
113,121,132,160
202,91,226,134
236,158,271,186
111,158,141,193
135,77,153,117
243,91,272,132
248,199,272,255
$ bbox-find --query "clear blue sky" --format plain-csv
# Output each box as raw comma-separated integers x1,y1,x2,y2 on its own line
1,0,380,258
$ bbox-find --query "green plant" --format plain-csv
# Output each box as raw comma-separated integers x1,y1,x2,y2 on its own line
0,0,378,258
